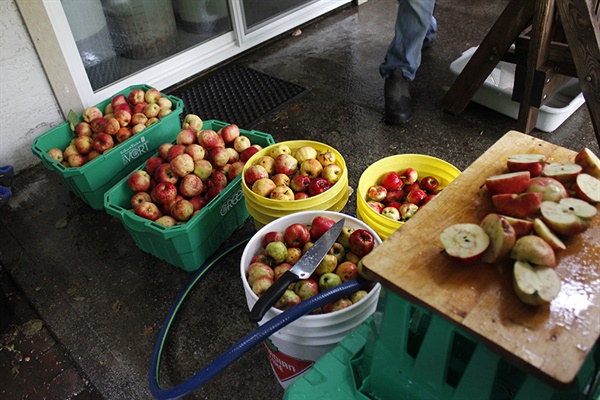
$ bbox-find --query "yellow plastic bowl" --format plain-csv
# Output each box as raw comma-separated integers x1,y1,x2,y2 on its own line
242,140,348,228
356,154,461,240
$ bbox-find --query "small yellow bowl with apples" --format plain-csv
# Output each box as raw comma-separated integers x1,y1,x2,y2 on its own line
356,154,461,240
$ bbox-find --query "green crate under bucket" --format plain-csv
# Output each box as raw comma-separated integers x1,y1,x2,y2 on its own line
31,84,184,210
104,120,275,272
284,289,600,400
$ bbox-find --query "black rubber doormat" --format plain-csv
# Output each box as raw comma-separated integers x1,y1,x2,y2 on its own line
168,64,309,128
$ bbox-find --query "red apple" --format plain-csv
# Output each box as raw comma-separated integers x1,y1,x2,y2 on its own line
104,117,120,135
299,158,323,179
209,146,230,168
82,106,102,123
400,168,418,184
367,185,387,202
135,201,160,221
507,153,546,177
492,192,543,218
144,88,162,103
130,191,152,209
92,133,114,154
502,215,534,237
310,216,336,241
228,161,246,181
540,198,597,236
239,146,259,162
247,262,275,286
90,117,107,134
335,261,359,282
220,124,240,144
114,108,132,127
157,143,173,161
155,215,177,227
381,171,403,191
179,174,204,198
67,153,87,167
115,127,133,143
167,144,187,162
385,189,406,204
189,195,208,211
74,136,93,155
290,174,311,193
145,156,164,177
513,260,561,305
308,177,332,196
405,188,427,205
440,223,490,265
381,206,400,221
154,163,179,185
169,154,194,177
170,199,195,222
294,279,319,301
207,170,228,189
198,129,221,149
574,147,600,179
317,150,336,167
542,162,582,186
485,171,531,195
128,88,145,105
399,202,419,220
420,176,439,192
533,218,567,252
480,213,516,263
274,153,299,176
348,229,375,257
367,201,384,214
244,164,269,186
127,170,152,192
525,177,568,202
151,182,178,205
75,122,92,137
47,148,64,163
192,159,212,181
284,223,311,248
574,173,600,203
111,94,128,109
509,235,556,268
402,182,420,194
205,185,225,202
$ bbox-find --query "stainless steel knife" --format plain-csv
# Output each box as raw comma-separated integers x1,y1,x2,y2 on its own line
249,217,346,322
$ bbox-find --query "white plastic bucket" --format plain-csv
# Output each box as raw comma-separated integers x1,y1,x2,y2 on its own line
240,210,382,388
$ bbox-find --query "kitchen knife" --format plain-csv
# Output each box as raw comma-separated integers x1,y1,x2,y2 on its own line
249,217,346,323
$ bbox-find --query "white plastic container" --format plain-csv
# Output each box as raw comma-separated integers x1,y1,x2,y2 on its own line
240,210,382,388
449,47,586,132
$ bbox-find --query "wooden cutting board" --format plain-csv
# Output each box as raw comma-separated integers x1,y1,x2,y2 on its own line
362,130,600,388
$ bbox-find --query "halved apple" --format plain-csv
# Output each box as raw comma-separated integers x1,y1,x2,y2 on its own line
485,171,531,195
525,177,568,202
480,213,516,263
502,215,534,237
492,192,543,219
542,162,582,186
513,260,561,306
509,235,556,267
507,154,546,177
540,198,597,236
440,223,490,265
574,173,600,203
533,218,566,252
574,147,600,180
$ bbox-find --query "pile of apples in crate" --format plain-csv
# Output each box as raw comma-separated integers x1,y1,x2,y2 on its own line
46,87,174,167
127,115,260,225
246,215,376,313
440,148,600,306
365,168,440,222
244,144,343,200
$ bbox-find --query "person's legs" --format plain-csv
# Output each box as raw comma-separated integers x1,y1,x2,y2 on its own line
381,0,436,124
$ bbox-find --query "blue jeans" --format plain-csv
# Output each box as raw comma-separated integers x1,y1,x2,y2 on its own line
379,0,437,81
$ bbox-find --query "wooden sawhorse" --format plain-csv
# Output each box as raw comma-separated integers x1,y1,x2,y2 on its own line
442,0,600,145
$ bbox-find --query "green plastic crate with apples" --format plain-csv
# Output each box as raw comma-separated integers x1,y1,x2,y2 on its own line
103,120,275,272
30,84,184,210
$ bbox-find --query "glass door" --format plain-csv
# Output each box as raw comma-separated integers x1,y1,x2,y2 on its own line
17,0,349,115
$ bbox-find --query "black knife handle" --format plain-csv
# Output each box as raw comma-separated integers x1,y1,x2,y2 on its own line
249,270,299,323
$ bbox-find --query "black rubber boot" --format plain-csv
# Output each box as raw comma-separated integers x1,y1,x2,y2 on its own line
384,69,413,124
0,165,14,188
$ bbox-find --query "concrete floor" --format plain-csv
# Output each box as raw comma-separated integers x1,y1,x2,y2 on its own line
1,0,599,399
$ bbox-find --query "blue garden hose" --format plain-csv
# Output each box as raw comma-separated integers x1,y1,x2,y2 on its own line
149,233,373,400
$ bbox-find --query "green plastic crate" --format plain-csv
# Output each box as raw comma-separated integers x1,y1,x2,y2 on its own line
103,120,275,272
285,289,600,400
31,84,184,210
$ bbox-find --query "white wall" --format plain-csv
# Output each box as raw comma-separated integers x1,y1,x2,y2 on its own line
0,0,64,174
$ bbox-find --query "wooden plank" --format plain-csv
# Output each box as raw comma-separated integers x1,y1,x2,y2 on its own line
362,131,600,388
442,0,535,115
556,0,600,145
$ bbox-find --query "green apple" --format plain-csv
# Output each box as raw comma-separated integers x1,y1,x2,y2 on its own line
319,272,342,291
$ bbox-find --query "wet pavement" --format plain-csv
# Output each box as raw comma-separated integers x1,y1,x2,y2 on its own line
1,0,598,399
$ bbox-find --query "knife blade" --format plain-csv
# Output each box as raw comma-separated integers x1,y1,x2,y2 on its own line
249,217,346,322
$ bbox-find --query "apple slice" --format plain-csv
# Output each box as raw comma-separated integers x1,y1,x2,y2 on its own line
440,223,490,265
480,214,516,263
542,162,582,186
525,177,568,202
485,171,531,195
507,154,546,177
509,235,556,267
533,218,567,252
574,173,600,203
502,215,534,237
540,198,597,236
513,260,561,306
492,192,543,219
574,147,600,179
